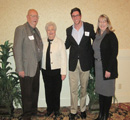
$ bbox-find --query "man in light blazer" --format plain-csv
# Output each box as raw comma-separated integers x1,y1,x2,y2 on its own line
13,9,43,120
65,8,95,120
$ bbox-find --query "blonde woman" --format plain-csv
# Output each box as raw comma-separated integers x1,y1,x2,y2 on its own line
92,14,118,120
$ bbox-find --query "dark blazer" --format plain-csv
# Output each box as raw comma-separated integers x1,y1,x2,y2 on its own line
65,22,95,71
100,31,118,80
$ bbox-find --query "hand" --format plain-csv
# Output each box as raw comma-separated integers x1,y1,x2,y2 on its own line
19,71,25,78
61,75,66,81
105,71,111,78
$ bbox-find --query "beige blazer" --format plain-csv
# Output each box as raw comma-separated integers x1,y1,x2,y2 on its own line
13,22,43,77
41,36,67,75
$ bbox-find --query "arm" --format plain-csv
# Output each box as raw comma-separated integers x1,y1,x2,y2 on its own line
105,32,118,78
60,41,67,80
13,26,25,77
90,24,96,41
107,32,118,72
65,29,71,49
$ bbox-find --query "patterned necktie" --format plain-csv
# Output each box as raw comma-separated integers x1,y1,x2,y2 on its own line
33,29,43,61
33,29,40,49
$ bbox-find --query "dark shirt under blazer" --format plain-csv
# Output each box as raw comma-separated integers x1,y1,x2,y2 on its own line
65,22,95,71
100,31,118,80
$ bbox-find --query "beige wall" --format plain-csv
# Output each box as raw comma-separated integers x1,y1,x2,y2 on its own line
0,0,130,106
0,0,130,49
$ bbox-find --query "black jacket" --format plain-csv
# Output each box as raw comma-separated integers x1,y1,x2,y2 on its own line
65,22,95,71
100,31,118,80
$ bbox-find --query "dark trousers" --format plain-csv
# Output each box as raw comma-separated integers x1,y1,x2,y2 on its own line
20,62,40,117
42,69,62,113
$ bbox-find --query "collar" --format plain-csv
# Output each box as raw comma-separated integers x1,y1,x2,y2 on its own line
72,21,83,30
46,36,58,43
27,22,35,31
48,38,53,42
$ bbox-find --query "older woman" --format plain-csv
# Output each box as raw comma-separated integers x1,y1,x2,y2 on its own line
93,14,118,120
41,22,67,117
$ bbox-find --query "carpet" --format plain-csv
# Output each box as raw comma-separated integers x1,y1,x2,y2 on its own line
0,103,130,120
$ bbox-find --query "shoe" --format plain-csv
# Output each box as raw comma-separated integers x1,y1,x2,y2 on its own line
102,96,112,120
20,113,31,120
95,94,104,120
32,110,44,117
54,111,61,117
94,117,100,120
18,114,24,120
45,111,53,116
22,116,31,120
69,113,76,120
81,111,86,119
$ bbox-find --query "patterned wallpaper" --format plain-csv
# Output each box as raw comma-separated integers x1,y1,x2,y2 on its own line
0,0,130,49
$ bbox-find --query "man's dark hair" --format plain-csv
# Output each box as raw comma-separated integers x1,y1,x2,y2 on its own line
70,7,81,16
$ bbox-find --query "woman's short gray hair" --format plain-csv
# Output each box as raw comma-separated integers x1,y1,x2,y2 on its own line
45,21,57,31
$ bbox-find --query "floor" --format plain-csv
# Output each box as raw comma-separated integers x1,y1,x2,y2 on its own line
0,103,130,120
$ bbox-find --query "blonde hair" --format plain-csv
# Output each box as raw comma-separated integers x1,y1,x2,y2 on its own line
96,14,114,34
45,21,57,31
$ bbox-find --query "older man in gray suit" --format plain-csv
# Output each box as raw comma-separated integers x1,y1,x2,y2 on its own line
13,9,43,120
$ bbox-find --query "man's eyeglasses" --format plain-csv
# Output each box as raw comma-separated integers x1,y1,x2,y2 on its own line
72,14,80,18
29,15,39,18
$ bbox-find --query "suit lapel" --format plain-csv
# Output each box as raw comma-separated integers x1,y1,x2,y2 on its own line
24,22,32,36
79,22,85,45
24,23,36,53
35,28,42,40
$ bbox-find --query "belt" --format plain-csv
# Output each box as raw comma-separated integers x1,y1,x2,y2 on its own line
95,58,101,61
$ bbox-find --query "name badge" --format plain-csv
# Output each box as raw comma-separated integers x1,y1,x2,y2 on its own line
85,31,90,36
28,35,34,40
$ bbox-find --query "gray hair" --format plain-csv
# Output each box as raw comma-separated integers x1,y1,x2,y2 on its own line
45,21,57,31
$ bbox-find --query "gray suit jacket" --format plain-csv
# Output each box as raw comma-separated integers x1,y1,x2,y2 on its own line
13,22,43,77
